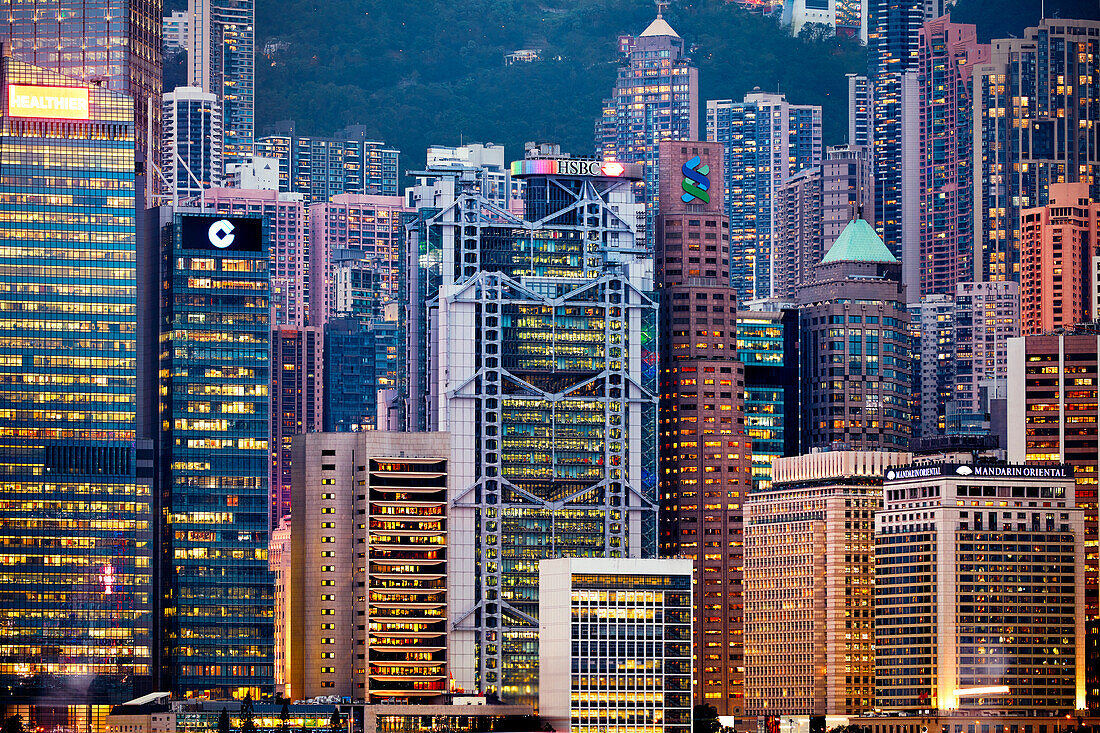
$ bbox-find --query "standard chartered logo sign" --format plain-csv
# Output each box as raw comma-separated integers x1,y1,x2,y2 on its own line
680,155,710,204
208,219,236,249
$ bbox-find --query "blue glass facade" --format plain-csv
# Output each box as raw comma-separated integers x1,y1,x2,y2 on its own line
0,55,151,701
153,210,273,698
322,317,398,432
736,309,800,490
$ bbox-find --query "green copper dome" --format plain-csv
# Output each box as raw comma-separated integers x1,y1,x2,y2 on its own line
821,218,897,264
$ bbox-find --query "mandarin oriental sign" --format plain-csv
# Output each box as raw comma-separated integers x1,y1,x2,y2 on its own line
8,85,89,119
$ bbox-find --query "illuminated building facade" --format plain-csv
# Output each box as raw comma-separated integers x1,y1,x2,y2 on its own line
202,187,307,328
798,218,912,451
1006,330,1100,707
161,87,222,202
867,0,953,259
706,92,822,301
655,140,750,716
876,462,1085,714
783,0,868,42
745,451,909,716
187,0,254,167
910,294,955,440
254,127,400,205
847,74,873,150
974,19,1100,282
1019,183,1100,335
538,557,693,733
269,326,322,531
773,145,874,301
322,317,398,433
308,194,407,327
418,148,656,704
910,17,987,300
952,281,1018,436
737,308,800,489
0,54,151,701
287,431,448,702
0,0,162,162
594,11,698,247
146,209,273,698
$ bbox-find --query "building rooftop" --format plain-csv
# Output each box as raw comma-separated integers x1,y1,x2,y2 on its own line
639,15,680,38
821,217,897,264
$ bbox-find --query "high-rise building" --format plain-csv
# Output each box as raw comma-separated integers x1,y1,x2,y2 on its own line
187,0,254,167
144,208,272,698
773,145,873,301
225,156,279,191
910,294,955,440
164,11,189,52
269,518,291,700
308,195,407,327
655,140,750,716
1006,329,1100,707
202,187,308,327
868,0,955,259
426,142,522,207
1,0,162,163
952,280,1018,436
798,218,912,451
847,73,873,149
974,19,1100,282
538,557,693,733
161,87,223,202
1020,182,1100,335
418,147,654,703
905,16,988,300
744,451,910,717
287,432,449,702
595,11,698,246
707,92,822,300
783,0,868,41
737,308,801,489
0,53,151,704
876,461,1085,714
254,127,400,205
269,326,322,531
322,317,399,433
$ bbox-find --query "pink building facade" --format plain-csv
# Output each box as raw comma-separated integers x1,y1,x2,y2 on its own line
307,194,408,327
1020,182,1100,335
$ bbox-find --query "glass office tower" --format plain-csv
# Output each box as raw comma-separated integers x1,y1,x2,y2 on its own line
147,209,273,698
0,55,151,700
1,0,162,161
413,149,657,705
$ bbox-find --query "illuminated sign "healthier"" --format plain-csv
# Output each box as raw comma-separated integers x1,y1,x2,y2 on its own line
8,85,89,120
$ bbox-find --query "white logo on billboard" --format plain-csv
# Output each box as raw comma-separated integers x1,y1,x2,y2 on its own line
955,465,974,475
208,219,235,248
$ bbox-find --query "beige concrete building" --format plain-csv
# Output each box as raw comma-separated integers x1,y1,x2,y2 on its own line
287,431,449,701
744,451,910,717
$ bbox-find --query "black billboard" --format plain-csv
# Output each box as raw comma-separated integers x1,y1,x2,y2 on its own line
180,215,263,253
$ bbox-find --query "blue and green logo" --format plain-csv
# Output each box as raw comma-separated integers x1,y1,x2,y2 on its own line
680,155,710,204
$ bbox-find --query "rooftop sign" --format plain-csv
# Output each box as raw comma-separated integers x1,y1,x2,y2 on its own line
8,85,89,120
510,158,642,180
884,463,1073,482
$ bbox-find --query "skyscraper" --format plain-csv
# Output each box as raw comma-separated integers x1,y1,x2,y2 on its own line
1019,182,1100,335
907,16,987,300
867,0,954,258
847,73,873,149
144,208,273,698
707,92,822,300
0,52,151,704
798,218,912,451
254,127,400,205
1007,328,1100,707
269,326,322,531
783,0,868,41
876,461,1084,713
745,451,910,717
655,140,750,716
974,19,1100,282
418,147,655,704
1,0,162,161
161,86,223,202
187,0,254,167
595,10,698,246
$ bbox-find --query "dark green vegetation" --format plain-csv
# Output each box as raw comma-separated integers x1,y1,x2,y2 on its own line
254,0,866,171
